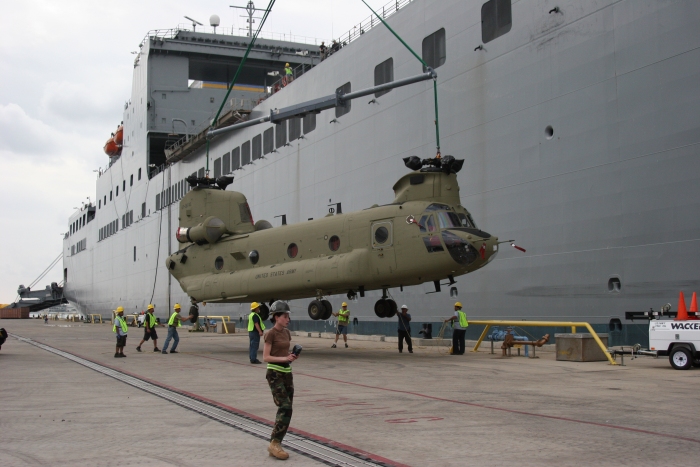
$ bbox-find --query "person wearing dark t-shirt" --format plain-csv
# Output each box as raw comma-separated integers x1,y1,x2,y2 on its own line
397,305,413,353
263,301,298,460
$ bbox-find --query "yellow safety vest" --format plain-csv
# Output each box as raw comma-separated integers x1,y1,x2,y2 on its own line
113,316,128,333
338,309,349,324
147,313,157,328
248,312,266,332
457,310,469,328
168,311,181,327
285,66,292,76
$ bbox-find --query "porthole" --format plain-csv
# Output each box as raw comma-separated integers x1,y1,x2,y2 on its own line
545,125,554,140
328,235,340,252
374,226,389,244
608,277,621,292
287,243,298,258
214,256,224,270
249,250,259,265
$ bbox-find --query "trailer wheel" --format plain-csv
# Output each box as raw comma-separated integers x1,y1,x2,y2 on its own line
669,347,692,370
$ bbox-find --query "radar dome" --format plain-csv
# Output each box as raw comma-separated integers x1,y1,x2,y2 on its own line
210,15,220,27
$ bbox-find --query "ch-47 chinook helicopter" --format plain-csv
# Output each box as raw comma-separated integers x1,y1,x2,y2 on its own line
167,155,502,322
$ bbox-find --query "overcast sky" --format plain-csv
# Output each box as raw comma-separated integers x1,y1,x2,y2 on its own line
0,0,384,303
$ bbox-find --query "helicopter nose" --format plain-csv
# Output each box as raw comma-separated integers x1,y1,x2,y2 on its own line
443,229,498,265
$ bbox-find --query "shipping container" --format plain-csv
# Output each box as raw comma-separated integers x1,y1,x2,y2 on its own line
0,307,30,319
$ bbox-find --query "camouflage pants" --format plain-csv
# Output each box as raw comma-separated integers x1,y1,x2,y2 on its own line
266,369,294,442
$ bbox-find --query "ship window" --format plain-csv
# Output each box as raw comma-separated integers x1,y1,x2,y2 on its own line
156,194,160,210
263,128,274,154
242,141,251,165
214,157,222,178
252,134,262,160
222,152,231,174
99,200,101,209
162,93,166,99
422,235,444,253
123,181,126,191
335,82,351,118
303,113,316,134
116,186,119,197
437,211,461,229
104,195,107,204
232,147,241,170
198,167,205,178
215,256,224,270
138,168,142,180
134,246,136,262
289,117,301,142
374,58,393,98
422,28,446,70
249,250,259,265
130,210,133,224
419,214,437,233
142,202,146,218
287,243,298,258
275,122,287,149
457,213,475,228
481,0,512,44
129,175,133,186
328,235,340,252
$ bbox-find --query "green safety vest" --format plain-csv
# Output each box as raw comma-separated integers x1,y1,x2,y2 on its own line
267,362,292,373
338,309,349,324
457,310,469,328
168,311,181,327
285,66,292,76
248,312,266,332
147,313,157,328
113,315,128,333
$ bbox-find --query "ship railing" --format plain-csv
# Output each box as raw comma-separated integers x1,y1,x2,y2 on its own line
270,61,317,95
142,26,324,49
336,0,415,49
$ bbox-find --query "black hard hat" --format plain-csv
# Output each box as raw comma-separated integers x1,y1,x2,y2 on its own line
270,300,291,316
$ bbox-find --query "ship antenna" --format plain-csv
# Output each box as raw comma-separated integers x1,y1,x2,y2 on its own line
360,0,441,157
204,0,276,175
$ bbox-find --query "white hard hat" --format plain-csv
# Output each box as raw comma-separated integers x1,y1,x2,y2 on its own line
401,304,408,309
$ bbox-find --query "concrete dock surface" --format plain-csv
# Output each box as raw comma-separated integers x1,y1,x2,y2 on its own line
1,319,698,467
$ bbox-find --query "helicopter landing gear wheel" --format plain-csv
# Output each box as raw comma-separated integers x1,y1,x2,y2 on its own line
321,300,333,320
384,299,397,318
374,299,390,318
308,300,325,320
258,304,270,322
189,306,200,324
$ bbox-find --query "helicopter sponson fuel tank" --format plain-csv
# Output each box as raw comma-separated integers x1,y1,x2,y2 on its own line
167,157,499,319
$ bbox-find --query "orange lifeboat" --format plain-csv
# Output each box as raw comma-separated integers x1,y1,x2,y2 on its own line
114,124,124,146
104,134,119,157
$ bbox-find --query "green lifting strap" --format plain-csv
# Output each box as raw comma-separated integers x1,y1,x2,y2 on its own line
205,0,277,174
361,0,441,156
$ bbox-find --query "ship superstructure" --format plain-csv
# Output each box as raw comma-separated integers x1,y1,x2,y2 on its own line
63,0,700,335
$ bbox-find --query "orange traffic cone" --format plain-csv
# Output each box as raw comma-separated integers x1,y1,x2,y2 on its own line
676,291,689,321
689,292,698,319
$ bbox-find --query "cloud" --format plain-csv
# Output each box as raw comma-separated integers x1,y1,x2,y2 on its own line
39,80,125,126
0,103,63,157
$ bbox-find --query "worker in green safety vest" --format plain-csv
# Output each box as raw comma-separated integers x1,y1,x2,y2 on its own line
248,302,266,364
331,302,350,348
283,63,293,86
112,306,128,358
136,304,161,353
444,302,469,355
161,303,192,354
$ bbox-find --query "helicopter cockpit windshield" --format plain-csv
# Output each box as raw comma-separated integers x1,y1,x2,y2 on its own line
418,204,481,265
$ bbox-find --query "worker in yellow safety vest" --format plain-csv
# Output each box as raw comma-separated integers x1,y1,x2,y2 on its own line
444,302,469,355
112,306,128,358
161,303,192,354
331,302,350,348
283,63,293,86
136,304,161,353
248,302,266,364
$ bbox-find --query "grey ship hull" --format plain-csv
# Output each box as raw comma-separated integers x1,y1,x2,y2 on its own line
62,0,700,331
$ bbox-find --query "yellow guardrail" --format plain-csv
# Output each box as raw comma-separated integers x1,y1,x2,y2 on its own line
88,314,103,323
201,315,235,334
469,320,617,365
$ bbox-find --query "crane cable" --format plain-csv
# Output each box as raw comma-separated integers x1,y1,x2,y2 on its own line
360,0,441,157
205,0,277,175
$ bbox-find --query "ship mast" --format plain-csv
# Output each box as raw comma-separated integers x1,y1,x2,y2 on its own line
230,1,265,37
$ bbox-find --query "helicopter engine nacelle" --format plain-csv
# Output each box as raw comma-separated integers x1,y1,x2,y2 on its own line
176,216,227,245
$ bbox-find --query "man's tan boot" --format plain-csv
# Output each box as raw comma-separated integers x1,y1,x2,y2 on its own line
268,440,289,460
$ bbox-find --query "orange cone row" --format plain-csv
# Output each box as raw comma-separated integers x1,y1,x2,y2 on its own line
676,291,699,320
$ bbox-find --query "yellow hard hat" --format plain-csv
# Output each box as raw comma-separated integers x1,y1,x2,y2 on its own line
251,302,260,311
454,302,462,308
174,303,181,310
285,63,290,66
147,304,154,310
341,302,348,307
115,306,124,313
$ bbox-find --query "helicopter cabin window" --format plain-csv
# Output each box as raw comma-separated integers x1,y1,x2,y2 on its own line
374,226,389,244
422,28,446,71
249,250,259,265
198,167,205,178
239,203,252,224
252,134,262,160
335,82,351,118
425,203,450,211
214,256,224,270
419,214,437,233
222,152,231,174
328,235,340,252
214,157,222,178
138,168,142,180
287,243,298,258
437,211,461,229
288,117,301,142
130,175,133,186
374,58,393,98
263,128,274,154
481,0,512,44
303,112,316,134
422,236,444,253
457,213,475,228
232,147,241,170
241,141,251,165
275,122,287,149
